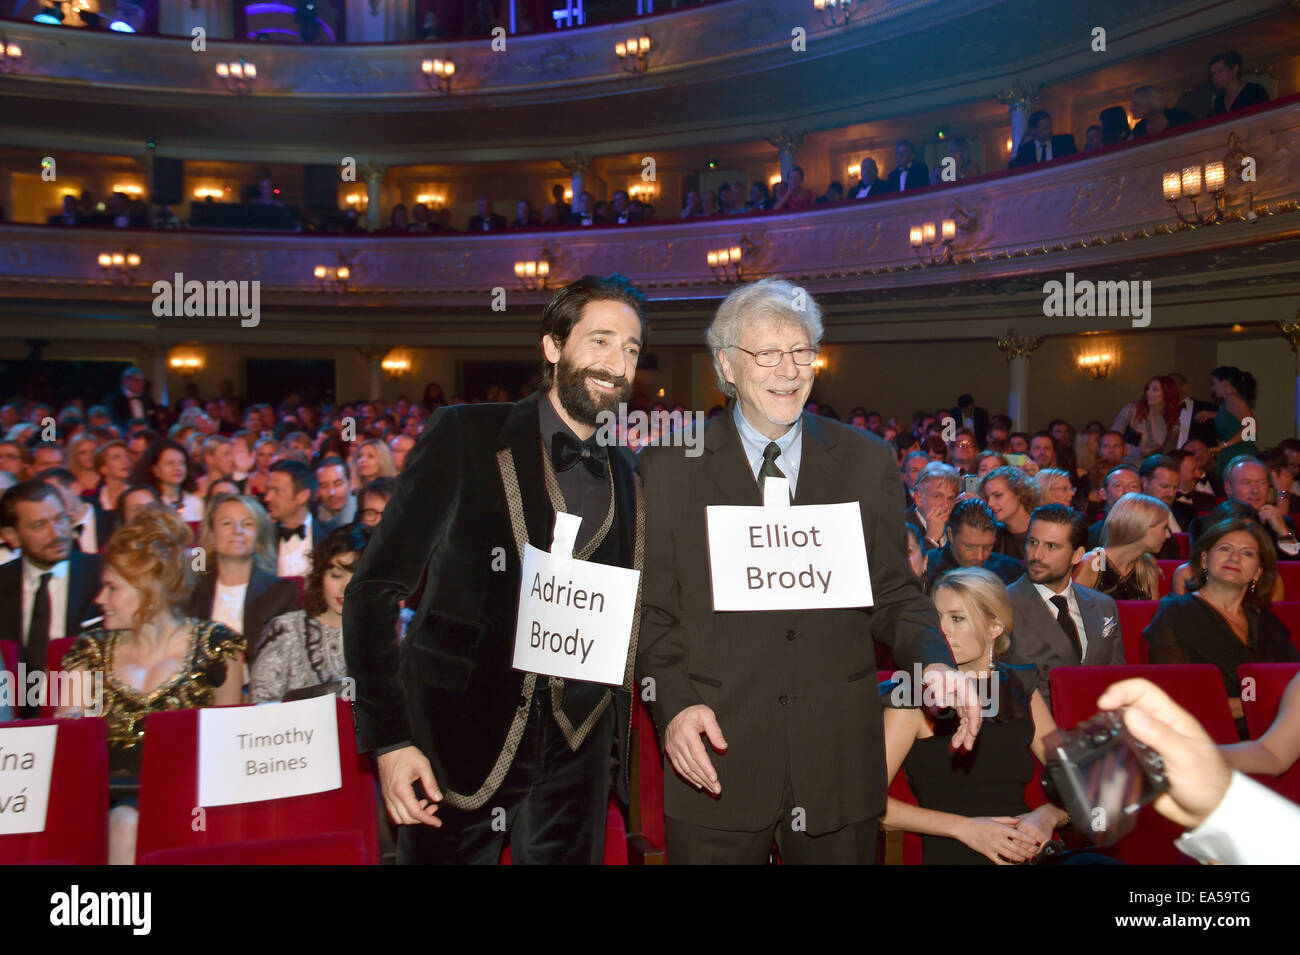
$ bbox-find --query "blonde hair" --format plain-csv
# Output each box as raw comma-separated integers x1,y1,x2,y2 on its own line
932,566,1014,656
355,438,397,479
199,493,277,575
104,506,195,631
1100,492,1170,598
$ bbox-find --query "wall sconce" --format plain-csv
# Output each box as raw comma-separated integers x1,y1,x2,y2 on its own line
112,183,145,197
1005,137,1014,153
416,191,446,208
215,59,258,93
193,186,228,200
707,245,745,284
1162,162,1228,227
813,0,853,27
515,249,554,290
847,163,861,180
629,183,658,203
344,192,368,208
169,346,205,376
421,58,454,91
97,251,140,284
1077,351,1114,379
908,219,956,266
563,187,573,203
0,37,22,74
381,350,412,379
615,35,652,73
314,262,351,292
768,172,782,187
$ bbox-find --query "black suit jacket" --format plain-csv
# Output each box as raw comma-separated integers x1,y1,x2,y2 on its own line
0,551,103,668
343,391,641,809
185,566,300,664
1185,399,1219,447
950,405,990,447
885,163,930,192
466,213,507,232
922,543,1023,593
638,409,954,834
1011,134,1078,167
105,390,157,428
848,178,887,199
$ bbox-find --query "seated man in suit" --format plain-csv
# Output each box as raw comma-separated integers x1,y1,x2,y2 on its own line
466,194,507,233
885,141,930,193
1087,464,1142,548
567,191,597,227
1140,454,1188,557
314,456,356,532
0,482,102,714
264,460,324,578
1005,504,1124,708
1009,110,1078,168
37,467,114,555
1170,448,1217,517
922,497,1023,593
1191,456,1298,560
905,461,959,551
847,159,887,200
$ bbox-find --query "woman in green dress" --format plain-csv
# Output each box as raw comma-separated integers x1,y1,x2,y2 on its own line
1199,366,1259,481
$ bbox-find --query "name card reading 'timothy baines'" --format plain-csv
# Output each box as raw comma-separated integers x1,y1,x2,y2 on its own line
706,502,872,611
198,694,341,807
0,723,57,835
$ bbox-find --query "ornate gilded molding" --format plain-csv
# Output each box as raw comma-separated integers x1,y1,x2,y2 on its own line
765,129,806,155
1280,313,1300,352
996,329,1043,361
559,150,590,176
995,80,1042,113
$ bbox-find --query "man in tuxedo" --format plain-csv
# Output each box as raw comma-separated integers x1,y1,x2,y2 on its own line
638,278,981,864
950,393,989,448
1010,111,1078,167
1005,504,1124,708
1191,457,1298,559
314,457,355,532
885,141,929,193
567,191,597,227
264,461,323,578
466,194,507,233
105,366,157,431
922,498,1024,592
1140,455,1191,556
37,468,114,555
0,482,102,706
847,158,887,200
344,275,647,864
1168,372,1218,448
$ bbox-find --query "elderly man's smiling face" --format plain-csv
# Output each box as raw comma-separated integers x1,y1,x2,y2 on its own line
718,315,816,440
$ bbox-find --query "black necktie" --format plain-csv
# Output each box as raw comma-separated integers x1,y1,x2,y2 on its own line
1050,594,1083,663
278,524,306,542
551,431,608,479
1039,143,1047,163
758,441,786,497
28,571,53,672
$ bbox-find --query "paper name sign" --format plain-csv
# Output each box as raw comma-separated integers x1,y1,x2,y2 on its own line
0,724,57,834
512,512,640,687
198,694,341,807
706,501,873,610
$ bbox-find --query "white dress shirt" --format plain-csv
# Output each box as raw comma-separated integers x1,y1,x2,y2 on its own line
212,581,248,635
1033,579,1087,658
1036,140,1054,163
1177,397,1195,450
72,506,98,555
733,404,803,497
21,558,69,646
124,388,144,421
277,520,313,578
1176,771,1300,864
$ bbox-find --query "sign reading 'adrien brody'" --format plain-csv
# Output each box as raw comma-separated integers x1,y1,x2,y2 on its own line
707,478,873,611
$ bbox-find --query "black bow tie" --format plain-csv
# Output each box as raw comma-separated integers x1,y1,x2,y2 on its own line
551,431,608,479
278,524,306,542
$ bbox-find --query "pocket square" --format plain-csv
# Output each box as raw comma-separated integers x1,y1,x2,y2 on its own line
1100,616,1116,639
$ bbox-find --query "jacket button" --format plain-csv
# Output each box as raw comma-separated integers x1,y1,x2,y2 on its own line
778,694,789,705
785,629,797,641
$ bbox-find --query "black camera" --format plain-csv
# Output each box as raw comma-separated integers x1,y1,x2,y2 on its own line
1044,709,1168,846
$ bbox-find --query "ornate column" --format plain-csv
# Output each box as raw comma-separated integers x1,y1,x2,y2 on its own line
158,0,235,39
357,345,385,401
560,150,590,213
139,342,171,409
996,328,1043,432
347,0,414,42
1279,314,1300,437
359,162,386,232
765,129,805,181
995,81,1041,158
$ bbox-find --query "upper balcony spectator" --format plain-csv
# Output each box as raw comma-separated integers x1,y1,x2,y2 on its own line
1099,106,1132,146
816,182,844,204
886,141,929,192
848,159,886,199
681,189,702,218
932,137,981,184
467,194,507,232
1009,111,1078,167
724,182,748,214
1131,85,1194,138
568,191,596,226
511,199,541,229
700,189,721,216
747,182,771,211
1084,124,1104,151
1208,50,1271,115
772,165,814,211
49,195,81,227
608,189,633,224
542,185,569,226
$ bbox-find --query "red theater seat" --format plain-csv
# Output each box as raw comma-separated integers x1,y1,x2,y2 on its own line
1171,532,1190,559
628,694,666,864
287,575,306,609
1115,600,1158,664
134,697,379,864
1155,560,1181,597
41,636,83,718
1237,662,1300,803
1269,601,1300,651
1049,664,1236,865
1279,562,1300,598
0,717,109,865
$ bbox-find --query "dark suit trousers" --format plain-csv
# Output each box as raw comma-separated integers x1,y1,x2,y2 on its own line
665,770,879,865
397,685,614,865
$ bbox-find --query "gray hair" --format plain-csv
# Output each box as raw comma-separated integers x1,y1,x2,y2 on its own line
916,461,960,493
705,278,824,399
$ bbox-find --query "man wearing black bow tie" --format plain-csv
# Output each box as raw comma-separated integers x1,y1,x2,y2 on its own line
345,274,648,864
264,460,322,578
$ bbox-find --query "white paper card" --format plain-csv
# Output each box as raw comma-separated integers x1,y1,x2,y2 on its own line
198,695,341,808
706,501,873,610
0,724,58,834
763,476,790,508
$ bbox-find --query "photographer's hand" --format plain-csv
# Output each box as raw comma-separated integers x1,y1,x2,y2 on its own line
1096,678,1232,829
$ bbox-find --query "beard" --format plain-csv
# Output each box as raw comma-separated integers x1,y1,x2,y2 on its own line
554,354,633,426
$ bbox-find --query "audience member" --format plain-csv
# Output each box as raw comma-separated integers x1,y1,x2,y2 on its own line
1099,105,1132,145
772,166,814,211
981,465,1040,560
129,439,203,522
1010,111,1078,167
1131,85,1194,137
1076,492,1171,599
265,460,323,578
1208,50,1270,115
907,462,959,550
848,158,886,199
467,194,507,232
886,141,930,192
314,456,355,531
510,199,541,229
922,498,1023,592
1206,365,1259,482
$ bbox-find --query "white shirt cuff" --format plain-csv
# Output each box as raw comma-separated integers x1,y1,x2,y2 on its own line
1175,771,1300,864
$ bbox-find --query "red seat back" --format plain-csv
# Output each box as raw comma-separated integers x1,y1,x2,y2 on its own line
1049,664,1237,865
42,637,83,718
1114,600,1158,664
1171,532,1190,559
1237,662,1300,803
135,697,379,864
0,717,109,864
1269,602,1300,651
1278,562,1300,598
1155,561,1181,597
287,575,306,609
630,694,666,861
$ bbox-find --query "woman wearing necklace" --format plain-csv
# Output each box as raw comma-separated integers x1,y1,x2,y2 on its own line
56,506,244,863
128,438,204,523
1145,517,1299,735
882,567,1069,864
1073,493,1171,600
251,523,370,702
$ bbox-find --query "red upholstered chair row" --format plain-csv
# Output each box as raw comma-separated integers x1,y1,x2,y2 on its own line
1170,533,1190,559
1279,562,1300,599
0,717,109,865
1237,662,1300,804
1114,600,1157,664
1155,561,1180,597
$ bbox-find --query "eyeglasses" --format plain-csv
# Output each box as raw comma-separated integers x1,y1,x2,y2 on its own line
732,346,820,367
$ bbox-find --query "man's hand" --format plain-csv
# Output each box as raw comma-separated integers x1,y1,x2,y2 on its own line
664,704,727,795
1096,678,1233,829
377,745,443,827
921,664,982,751
1257,504,1289,536
924,503,951,538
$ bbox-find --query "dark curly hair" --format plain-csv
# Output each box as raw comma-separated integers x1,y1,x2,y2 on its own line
304,523,371,617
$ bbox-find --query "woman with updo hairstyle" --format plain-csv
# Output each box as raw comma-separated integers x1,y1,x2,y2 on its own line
882,567,1068,864
58,506,244,864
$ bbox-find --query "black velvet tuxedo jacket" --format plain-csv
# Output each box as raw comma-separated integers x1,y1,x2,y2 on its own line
637,408,954,835
185,567,300,663
0,551,102,667
343,391,640,809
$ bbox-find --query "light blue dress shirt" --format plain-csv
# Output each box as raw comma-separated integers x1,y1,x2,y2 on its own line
732,402,803,497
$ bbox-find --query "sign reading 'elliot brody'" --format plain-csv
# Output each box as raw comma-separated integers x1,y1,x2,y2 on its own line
706,502,872,611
